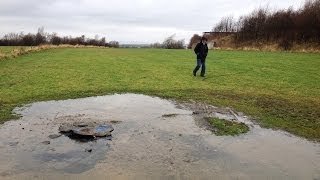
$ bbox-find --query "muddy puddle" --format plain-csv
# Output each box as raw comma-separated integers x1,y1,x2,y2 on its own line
0,94,319,180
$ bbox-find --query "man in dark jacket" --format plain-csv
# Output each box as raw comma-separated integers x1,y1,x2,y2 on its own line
193,37,209,77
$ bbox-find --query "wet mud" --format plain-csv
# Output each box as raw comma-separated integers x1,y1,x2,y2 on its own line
0,94,319,180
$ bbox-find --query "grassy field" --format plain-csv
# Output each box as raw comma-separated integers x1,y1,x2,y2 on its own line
0,48,319,140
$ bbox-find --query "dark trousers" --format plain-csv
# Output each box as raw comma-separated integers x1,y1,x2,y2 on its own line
193,59,206,76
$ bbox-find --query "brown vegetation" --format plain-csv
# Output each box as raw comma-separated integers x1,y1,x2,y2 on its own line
0,45,108,60
192,0,320,51
236,0,320,45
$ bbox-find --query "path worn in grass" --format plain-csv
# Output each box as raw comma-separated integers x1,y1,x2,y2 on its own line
0,48,319,140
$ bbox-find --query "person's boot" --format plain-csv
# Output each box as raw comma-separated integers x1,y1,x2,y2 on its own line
193,71,196,76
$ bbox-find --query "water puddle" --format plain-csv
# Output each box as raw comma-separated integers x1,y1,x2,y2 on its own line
0,94,319,179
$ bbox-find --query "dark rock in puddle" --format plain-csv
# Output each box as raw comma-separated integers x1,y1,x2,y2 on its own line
8,142,19,147
183,159,191,163
109,120,122,124
73,122,92,127
72,124,113,137
42,141,51,145
162,114,179,118
65,133,97,143
85,148,92,153
59,122,114,141
59,124,74,132
48,134,62,139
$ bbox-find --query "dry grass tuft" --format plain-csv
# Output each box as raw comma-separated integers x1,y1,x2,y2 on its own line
0,45,108,60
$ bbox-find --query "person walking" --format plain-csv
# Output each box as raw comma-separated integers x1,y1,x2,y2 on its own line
193,37,208,77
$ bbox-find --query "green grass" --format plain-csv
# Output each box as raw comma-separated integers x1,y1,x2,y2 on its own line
0,48,319,140
208,117,249,136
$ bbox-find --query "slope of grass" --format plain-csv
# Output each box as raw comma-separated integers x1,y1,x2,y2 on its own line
0,48,319,140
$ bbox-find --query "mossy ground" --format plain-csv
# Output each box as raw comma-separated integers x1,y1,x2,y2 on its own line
208,117,249,136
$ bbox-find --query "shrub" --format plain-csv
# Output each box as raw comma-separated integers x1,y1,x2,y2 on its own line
0,28,110,47
162,35,185,49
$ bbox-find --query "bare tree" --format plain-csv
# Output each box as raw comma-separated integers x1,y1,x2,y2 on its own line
220,0,320,49
108,41,119,48
150,42,162,48
35,27,46,45
213,16,237,32
162,34,185,49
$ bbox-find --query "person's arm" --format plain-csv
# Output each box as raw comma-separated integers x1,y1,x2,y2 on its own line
194,43,200,55
205,44,209,57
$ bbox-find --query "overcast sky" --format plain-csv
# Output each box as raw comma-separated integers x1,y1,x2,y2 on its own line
0,0,305,44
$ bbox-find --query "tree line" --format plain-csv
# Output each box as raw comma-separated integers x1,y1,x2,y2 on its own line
212,0,320,49
151,35,185,49
0,27,119,48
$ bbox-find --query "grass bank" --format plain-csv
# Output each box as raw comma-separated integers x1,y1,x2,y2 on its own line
0,48,319,140
0,45,107,59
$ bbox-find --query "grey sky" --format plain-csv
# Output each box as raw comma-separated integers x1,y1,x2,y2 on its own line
0,0,305,44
